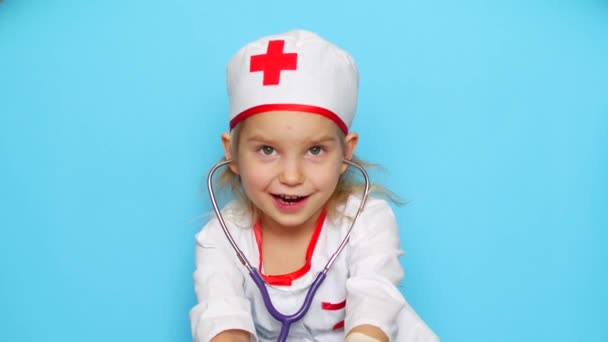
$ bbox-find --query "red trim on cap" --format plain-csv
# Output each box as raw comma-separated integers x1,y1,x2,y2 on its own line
253,210,327,286
230,104,348,134
332,320,345,331
321,299,346,311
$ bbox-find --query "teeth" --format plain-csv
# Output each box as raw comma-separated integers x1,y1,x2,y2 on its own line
276,194,303,203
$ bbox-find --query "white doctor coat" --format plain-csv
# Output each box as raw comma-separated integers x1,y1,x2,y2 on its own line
190,196,438,342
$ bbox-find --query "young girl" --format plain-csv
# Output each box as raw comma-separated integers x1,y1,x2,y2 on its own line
190,30,438,342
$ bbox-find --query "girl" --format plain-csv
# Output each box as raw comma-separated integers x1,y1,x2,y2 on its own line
190,30,438,342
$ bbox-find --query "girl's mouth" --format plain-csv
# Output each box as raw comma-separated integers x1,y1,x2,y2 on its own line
272,194,308,205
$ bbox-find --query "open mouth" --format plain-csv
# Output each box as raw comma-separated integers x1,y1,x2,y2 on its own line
272,194,308,205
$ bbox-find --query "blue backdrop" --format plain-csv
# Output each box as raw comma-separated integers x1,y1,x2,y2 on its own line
1,0,607,341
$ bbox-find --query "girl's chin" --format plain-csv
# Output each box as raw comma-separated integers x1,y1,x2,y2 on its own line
259,206,323,230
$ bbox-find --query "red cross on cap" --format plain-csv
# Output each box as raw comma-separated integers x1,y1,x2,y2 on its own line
249,40,298,86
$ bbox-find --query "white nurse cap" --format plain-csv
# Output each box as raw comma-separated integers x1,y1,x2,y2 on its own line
226,30,359,134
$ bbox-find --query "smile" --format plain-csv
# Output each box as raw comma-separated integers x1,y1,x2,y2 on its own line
272,194,309,205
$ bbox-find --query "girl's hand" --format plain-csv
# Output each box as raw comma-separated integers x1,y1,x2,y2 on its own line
210,329,250,342
345,325,388,342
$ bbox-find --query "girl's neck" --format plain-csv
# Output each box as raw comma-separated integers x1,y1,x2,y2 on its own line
255,209,326,277
258,210,323,239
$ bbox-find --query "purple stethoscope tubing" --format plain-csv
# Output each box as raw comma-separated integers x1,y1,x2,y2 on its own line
207,159,370,342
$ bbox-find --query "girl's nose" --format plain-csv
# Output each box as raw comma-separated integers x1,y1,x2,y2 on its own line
278,158,304,186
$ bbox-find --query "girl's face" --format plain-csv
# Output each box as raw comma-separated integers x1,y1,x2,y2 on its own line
222,111,358,233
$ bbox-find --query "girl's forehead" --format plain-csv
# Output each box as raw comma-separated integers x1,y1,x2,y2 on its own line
239,111,342,137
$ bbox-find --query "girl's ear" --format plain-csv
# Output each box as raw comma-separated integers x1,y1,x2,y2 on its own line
341,132,359,173
221,132,239,174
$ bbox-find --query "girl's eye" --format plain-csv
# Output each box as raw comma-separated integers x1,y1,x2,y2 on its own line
259,146,276,156
308,146,324,156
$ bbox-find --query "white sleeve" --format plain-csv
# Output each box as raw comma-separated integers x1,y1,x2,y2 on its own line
344,199,407,339
189,219,257,342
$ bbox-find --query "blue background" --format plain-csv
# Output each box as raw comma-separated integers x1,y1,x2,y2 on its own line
1,0,607,341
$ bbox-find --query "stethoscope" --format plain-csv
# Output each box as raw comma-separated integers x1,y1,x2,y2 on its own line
207,159,370,342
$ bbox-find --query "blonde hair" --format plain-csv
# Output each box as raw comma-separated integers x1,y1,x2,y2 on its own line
215,121,402,221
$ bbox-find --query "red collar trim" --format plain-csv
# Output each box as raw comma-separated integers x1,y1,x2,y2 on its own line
253,211,327,286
